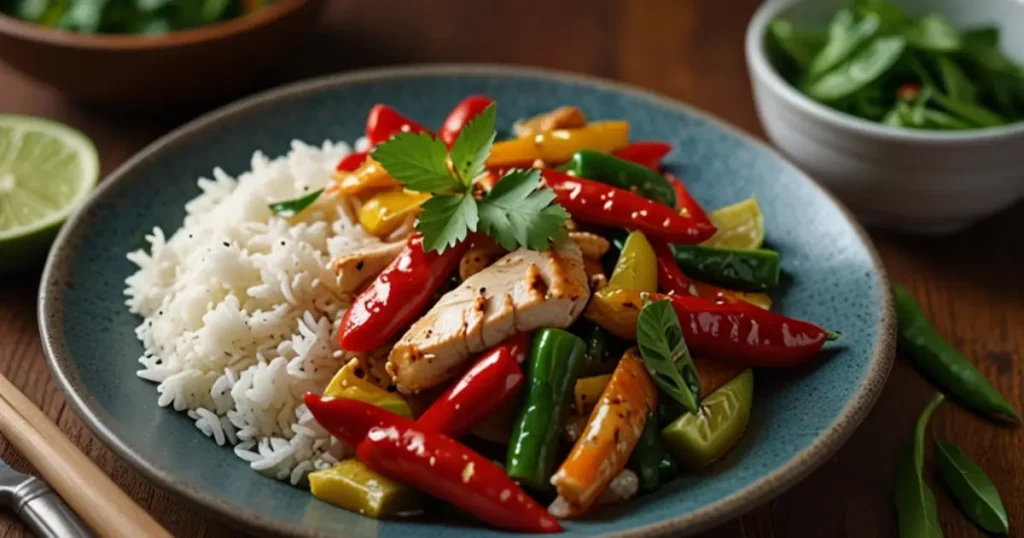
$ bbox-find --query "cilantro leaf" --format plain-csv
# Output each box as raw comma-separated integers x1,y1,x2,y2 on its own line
417,194,479,253
477,169,570,251
371,132,462,194
449,103,496,187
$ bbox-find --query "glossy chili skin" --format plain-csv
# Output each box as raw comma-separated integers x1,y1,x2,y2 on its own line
567,150,677,207
627,413,666,492
893,284,1021,424
651,238,692,295
613,141,672,170
365,104,431,146
357,424,562,533
670,244,781,292
664,173,712,221
415,333,531,438
305,396,561,533
439,95,495,147
541,169,716,245
667,294,833,367
339,234,469,353
336,151,369,172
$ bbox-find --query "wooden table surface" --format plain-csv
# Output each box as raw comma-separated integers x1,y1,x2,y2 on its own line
1,2,1021,537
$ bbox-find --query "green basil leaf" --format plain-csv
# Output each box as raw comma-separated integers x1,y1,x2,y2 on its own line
808,10,881,80
963,27,999,49
934,441,1009,534
636,299,700,413
268,188,324,217
852,0,910,31
904,14,962,52
805,35,907,101
936,55,976,103
893,393,944,538
449,102,496,188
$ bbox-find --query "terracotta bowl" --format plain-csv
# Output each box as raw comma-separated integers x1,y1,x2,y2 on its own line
0,0,324,105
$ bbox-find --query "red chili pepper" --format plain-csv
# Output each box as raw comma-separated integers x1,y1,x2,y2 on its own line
439,95,495,148
357,425,562,533
303,393,396,446
666,294,835,367
335,151,368,172
652,238,692,295
339,234,469,353
898,83,921,103
366,104,431,146
541,169,716,244
663,172,711,220
415,333,530,438
613,141,672,170
305,395,561,533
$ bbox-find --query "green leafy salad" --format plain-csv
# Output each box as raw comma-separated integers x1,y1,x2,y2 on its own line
0,0,276,35
767,0,1024,130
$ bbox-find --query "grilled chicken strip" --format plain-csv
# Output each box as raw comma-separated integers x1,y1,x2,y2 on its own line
387,240,590,393
331,240,405,294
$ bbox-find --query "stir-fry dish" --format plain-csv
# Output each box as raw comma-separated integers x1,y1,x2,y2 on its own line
287,97,840,532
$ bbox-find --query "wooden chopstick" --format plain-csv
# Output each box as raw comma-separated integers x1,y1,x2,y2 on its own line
0,372,171,538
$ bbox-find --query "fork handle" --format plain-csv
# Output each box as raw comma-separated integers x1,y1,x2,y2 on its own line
11,476,93,538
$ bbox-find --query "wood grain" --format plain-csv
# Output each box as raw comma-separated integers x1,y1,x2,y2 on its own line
1,1,1021,536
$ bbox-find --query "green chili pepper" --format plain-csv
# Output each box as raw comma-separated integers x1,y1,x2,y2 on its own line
506,328,587,490
893,393,944,538
627,414,666,493
657,453,679,483
567,150,677,207
574,321,620,377
671,244,781,292
893,284,1021,424
934,441,1009,534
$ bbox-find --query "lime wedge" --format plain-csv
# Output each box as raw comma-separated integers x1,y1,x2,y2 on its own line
0,115,99,273
703,198,764,250
661,368,753,470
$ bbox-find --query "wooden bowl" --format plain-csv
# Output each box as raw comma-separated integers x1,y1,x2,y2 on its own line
0,0,324,105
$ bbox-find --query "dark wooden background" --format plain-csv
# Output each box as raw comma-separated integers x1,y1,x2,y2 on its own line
1,1,1021,536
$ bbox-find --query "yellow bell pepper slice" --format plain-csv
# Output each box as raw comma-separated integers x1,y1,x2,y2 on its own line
606,231,657,293
487,121,630,167
309,459,425,519
324,359,412,418
584,230,656,339
358,189,430,237
574,374,612,416
334,157,398,196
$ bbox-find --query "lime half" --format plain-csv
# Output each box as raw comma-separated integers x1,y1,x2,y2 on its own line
661,368,753,470
703,197,765,250
0,115,98,273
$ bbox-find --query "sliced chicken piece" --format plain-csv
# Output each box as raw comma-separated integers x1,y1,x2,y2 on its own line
583,258,607,291
568,231,610,260
459,238,506,281
331,241,405,294
388,240,590,393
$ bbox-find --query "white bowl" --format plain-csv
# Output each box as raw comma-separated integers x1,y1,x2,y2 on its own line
746,0,1024,233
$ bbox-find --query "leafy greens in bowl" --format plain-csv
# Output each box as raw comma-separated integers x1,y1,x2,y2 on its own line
766,0,1024,130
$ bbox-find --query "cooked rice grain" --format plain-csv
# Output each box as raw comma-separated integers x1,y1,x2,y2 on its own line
125,139,374,486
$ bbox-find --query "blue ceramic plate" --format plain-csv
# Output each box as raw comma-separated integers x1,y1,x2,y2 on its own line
39,65,894,537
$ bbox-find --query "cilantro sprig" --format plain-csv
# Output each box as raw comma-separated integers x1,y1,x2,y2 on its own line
370,103,569,253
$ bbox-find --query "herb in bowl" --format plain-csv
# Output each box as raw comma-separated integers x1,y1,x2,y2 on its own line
767,0,1024,130
0,0,277,35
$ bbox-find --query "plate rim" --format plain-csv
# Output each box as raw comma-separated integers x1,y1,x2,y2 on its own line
38,63,896,538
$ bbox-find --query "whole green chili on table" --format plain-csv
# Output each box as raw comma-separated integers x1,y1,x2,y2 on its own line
893,284,1021,425
567,150,677,207
506,328,586,490
893,393,945,538
671,244,781,292
934,441,1009,534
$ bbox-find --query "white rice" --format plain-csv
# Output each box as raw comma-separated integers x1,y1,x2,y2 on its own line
124,138,379,487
